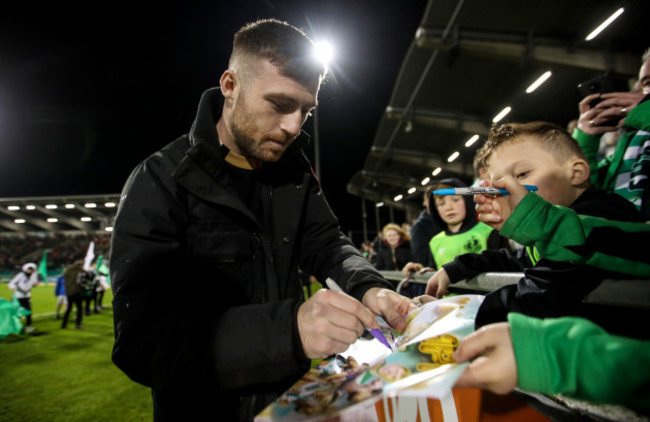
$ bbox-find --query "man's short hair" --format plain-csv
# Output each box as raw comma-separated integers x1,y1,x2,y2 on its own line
476,121,586,168
231,18,327,86
642,46,650,63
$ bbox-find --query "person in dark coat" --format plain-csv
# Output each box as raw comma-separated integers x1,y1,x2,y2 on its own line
110,19,416,422
374,223,414,272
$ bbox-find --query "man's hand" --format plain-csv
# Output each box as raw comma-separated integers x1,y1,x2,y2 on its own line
453,322,518,395
425,268,450,299
577,92,644,135
362,287,416,331
298,289,381,359
474,177,528,229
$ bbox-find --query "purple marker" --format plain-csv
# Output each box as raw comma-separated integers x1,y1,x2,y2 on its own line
326,278,393,350
370,329,393,350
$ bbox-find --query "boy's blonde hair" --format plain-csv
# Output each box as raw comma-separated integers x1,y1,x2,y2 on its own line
476,121,586,170
382,223,411,242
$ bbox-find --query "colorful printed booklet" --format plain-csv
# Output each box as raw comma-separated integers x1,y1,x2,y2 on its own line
255,294,484,421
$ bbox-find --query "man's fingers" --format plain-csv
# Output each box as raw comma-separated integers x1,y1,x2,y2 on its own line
324,288,379,329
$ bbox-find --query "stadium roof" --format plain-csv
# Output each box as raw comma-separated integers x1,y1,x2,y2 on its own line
0,194,120,234
347,0,649,215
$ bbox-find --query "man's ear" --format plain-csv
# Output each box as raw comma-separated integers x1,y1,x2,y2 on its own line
568,158,590,186
219,69,237,98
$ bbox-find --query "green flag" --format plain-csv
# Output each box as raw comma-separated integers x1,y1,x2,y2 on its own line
38,251,48,286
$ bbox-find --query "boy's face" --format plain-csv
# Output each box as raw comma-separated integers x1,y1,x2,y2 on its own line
486,136,579,207
434,195,466,227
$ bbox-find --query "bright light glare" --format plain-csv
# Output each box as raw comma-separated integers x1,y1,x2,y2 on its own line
432,167,442,176
45,204,58,209
465,135,479,147
47,218,58,223
105,202,116,208
105,226,114,232
314,41,334,70
376,202,385,208
492,106,512,123
408,187,417,194
394,194,403,202
81,217,92,222
26,205,35,210
447,152,460,162
65,204,75,209
526,71,552,93
586,8,624,41
84,203,97,208
421,177,430,185
7,206,19,211
15,219,25,224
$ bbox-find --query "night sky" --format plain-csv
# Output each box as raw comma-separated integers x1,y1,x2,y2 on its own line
0,1,428,235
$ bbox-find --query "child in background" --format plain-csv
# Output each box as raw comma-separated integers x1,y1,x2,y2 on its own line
402,178,508,290
426,121,645,329
54,275,67,319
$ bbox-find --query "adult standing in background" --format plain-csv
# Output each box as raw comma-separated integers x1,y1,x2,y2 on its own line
8,262,38,333
61,260,85,330
110,19,416,422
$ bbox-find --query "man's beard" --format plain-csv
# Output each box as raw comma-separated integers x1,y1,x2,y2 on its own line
230,97,263,160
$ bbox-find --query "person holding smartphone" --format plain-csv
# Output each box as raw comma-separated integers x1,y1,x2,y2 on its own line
573,47,650,219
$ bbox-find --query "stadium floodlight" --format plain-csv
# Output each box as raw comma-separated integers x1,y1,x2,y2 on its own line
26,205,35,210
313,41,334,71
14,219,26,224
45,204,58,209
65,204,75,209
47,218,58,223
526,71,552,94
465,134,479,147
7,206,20,211
585,7,624,41
105,202,116,208
447,151,460,163
394,194,403,202
421,177,430,185
80,217,92,222
408,187,417,194
492,106,512,123
432,167,442,176
84,203,97,208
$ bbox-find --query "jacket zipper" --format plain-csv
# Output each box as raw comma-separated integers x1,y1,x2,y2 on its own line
253,232,268,302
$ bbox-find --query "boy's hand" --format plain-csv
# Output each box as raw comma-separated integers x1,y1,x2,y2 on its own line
401,262,423,278
425,268,450,299
475,177,528,230
453,322,518,395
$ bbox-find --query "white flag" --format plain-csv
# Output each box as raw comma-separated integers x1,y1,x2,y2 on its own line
83,241,95,270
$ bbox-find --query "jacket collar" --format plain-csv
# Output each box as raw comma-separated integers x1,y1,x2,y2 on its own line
188,87,311,163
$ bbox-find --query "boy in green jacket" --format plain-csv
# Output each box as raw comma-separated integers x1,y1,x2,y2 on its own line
452,313,650,412
448,176,650,411
475,177,650,277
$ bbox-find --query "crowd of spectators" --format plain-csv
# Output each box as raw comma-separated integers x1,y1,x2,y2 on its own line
0,232,111,273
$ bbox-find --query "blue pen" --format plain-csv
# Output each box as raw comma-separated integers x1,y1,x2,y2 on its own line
325,277,392,350
433,185,538,196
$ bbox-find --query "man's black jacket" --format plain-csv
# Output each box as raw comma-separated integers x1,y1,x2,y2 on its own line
110,87,393,421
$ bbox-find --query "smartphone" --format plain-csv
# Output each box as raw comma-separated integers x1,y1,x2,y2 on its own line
577,74,620,126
